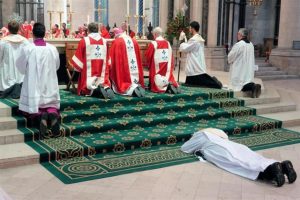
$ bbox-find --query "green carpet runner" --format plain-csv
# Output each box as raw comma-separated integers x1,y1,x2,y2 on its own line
2,86,300,184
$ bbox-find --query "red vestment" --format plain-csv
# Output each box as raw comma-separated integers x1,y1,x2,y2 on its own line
71,33,111,95
110,34,144,95
146,37,179,93
101,28,110,39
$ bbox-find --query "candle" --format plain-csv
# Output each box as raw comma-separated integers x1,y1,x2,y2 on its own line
127,0,129,15
87,15,90,24
143,0,145,15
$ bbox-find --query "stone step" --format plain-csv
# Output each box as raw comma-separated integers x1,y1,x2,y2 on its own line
286,126,300,132
0,117,18,131
0,143,39,169
261,110,300,127
235,88,281,106
256,75,299,81
258,66,279,71
256,62,272,67
250,102,297,115
255,70,286,76
0,102,11,117
0,129,24,145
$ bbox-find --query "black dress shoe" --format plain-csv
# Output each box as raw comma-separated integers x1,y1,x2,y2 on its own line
133,87,142,97
251,84,257,98
49,113,60,137
270,162,285,187
281,160,297,183
39,113,48,138
255,84,262,98
105,88,115,99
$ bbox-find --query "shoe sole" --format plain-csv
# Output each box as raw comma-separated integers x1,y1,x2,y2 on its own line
40,113,48,138
49,113,60,137
282,160,297,183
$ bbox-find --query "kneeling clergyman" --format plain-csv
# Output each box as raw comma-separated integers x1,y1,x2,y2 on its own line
109,28,145,97
16,23,61,138
145,27,180,94
181,128,297,187
71,22,114,99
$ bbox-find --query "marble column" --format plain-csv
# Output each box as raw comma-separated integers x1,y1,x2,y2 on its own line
159,0,168,31
270,0,300,75
0,0,3,28
205,0,226,71
190,0,202,24
2,0,16,26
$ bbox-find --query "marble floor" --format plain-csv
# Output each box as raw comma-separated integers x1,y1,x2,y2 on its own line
1,79,300,200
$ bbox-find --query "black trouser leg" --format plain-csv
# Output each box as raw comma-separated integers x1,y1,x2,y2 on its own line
241,82,255,92
185,74,222,89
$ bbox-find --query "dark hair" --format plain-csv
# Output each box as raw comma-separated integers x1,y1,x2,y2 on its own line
88,22,98,33
8,21,19,34
33,23,46,38
55,24,59,28
190,21,200,32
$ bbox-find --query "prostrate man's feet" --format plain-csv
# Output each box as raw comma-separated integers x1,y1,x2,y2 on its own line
281,160,297,183
270,162,285,187
255,84,262,98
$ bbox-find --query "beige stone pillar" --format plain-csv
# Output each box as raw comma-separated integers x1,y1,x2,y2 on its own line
270,0,300,75
2,0,16,25
190,0,202,24
159,0,168,31
277,0,300,49
207,0,218,47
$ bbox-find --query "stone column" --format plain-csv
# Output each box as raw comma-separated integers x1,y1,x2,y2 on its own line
270,0,300,75
205,0,226,71
2,0,16,26
0,0,3,28
190,0,202,24
159,0,168,31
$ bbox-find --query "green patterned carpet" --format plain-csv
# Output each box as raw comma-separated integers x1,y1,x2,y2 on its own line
2,86,300,184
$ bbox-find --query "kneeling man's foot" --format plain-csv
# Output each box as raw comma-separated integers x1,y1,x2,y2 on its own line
39,113,49,138
49,113,60,137
281,160,297,184
255,84,262,98
137,86,145,97
133,87,142,97
105,88,115,99
167,84,178,94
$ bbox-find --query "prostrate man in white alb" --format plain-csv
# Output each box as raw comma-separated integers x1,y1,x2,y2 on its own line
179,21,222,89
181,128,297,187
16,23,61,138
228,28,261,98
0,20,29,98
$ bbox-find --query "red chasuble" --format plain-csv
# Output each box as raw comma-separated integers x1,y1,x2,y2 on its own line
145,37,179,93
109,34,144,95
71,33,111,95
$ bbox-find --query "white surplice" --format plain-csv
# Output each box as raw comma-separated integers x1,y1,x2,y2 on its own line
228,40,255,91
179,33,206,76
0,34,29,91
181,130,276,180
16,42,60,114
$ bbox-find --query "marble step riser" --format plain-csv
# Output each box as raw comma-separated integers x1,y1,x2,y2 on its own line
0,156,39,169
255,71,286,76
258,67,278,71
0,133,24,145
243,97,280,106
283,119,300,128
0,108,11,117
0,121,17,131
257,75,299,81
255,104,297,115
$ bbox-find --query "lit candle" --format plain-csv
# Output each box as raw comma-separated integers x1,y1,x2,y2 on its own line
127,0,129,15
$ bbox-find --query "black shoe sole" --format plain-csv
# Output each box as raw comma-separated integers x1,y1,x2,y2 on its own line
282,160,297,183
271,162,285,187
40,113,48,138
256,84,262,98
49,113,60,137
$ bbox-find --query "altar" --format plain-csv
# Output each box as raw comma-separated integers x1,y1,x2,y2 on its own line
46,38,151,84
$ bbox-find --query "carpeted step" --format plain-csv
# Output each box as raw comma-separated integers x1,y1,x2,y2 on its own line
60,98,244,124
27,114,281,163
